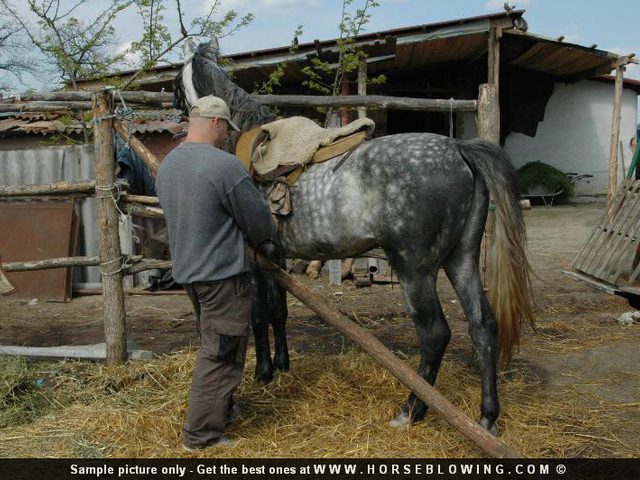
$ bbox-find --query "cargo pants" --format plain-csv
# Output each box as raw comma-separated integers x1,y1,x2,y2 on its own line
182,273,253,449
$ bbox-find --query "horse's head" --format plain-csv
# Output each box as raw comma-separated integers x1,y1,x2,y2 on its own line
173,37,277,152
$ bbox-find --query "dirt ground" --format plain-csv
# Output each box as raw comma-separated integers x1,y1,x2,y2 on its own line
1,203,639,453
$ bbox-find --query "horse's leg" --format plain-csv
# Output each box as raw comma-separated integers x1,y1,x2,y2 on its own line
443,185,499,434
390,269,451,427
252,271,275,384
444,252,499,434
270,281,290,372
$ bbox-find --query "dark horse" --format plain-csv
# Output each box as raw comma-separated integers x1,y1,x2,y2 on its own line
174,40,534,434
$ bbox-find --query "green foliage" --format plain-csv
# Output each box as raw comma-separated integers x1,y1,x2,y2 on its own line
518,161,575,201
254,25,303,95
300,0,385,124
123,0,253,89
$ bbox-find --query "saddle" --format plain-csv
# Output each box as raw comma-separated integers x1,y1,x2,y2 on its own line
236,116,374,215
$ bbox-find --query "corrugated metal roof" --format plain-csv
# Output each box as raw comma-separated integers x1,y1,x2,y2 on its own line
0,109,186,137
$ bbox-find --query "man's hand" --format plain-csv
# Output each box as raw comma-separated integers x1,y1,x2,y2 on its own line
256,239,283,268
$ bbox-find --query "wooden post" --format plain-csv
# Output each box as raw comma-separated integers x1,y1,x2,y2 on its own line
608,63,625,205
357,61,367,119
92,89,127,365
487,26,501,94
478,84,500,144
340,77,350,126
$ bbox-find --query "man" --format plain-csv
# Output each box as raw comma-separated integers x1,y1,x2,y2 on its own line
156,95,276,451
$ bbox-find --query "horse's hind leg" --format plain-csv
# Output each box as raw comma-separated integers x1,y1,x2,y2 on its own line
443,211,499,434
390,269,451,427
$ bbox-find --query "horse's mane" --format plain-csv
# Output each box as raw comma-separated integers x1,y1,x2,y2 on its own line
174,40,277,151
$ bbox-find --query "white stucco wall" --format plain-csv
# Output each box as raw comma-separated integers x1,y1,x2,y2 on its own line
460,80,638,197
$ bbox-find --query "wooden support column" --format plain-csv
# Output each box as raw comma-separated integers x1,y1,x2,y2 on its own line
608,61,625,205
487,26,501,93
357,61,367,119
478,84,500,144
480,25,502,144
92,89,127,365
340,77,350,126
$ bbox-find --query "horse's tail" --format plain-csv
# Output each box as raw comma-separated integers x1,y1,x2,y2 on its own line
458,138,534,363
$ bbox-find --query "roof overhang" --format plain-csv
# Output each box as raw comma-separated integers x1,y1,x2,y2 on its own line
74,10,630,91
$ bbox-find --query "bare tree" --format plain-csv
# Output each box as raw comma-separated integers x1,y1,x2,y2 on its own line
0,0,132,90
0,10,35,93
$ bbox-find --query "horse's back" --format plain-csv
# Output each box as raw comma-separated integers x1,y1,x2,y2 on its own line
279,133,476,260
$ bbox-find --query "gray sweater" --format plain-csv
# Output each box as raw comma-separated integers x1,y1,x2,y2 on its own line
155,142,275,284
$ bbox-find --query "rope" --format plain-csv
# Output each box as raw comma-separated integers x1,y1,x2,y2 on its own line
99,254,130,277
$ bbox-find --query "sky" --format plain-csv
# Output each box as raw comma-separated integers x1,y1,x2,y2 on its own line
3,0,640,90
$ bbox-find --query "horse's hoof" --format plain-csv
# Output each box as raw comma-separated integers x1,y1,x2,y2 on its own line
389,412,411,429
254,369,274,385
274,356,290,372
479,417,499,436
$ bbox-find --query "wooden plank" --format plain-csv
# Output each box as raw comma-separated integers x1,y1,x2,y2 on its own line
572,180,635,272
571,179,640,287
589,183,640,279
599,200,640,282
0,344,153,361
571,182,629,270
561,270,617,295
583,183,640,276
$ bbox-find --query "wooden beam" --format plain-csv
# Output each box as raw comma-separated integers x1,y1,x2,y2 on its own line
3,256,100,271
254,252,521,458
21,91,173,105
93,89,127,365
2,255,142,272
113,120,162,177
252,94,477,112
121,202,165,219
0,180,95,197
3,93,478,113
122,194,161,205
0,101,93,112
125,259,172,275
608,64,624,205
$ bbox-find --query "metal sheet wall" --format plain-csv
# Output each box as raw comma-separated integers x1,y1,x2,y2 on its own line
0,145,100,286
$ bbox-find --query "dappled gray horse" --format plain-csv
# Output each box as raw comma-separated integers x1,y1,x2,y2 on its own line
174,40,533,434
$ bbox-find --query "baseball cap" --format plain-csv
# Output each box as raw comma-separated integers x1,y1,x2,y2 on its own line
189,96,240,132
